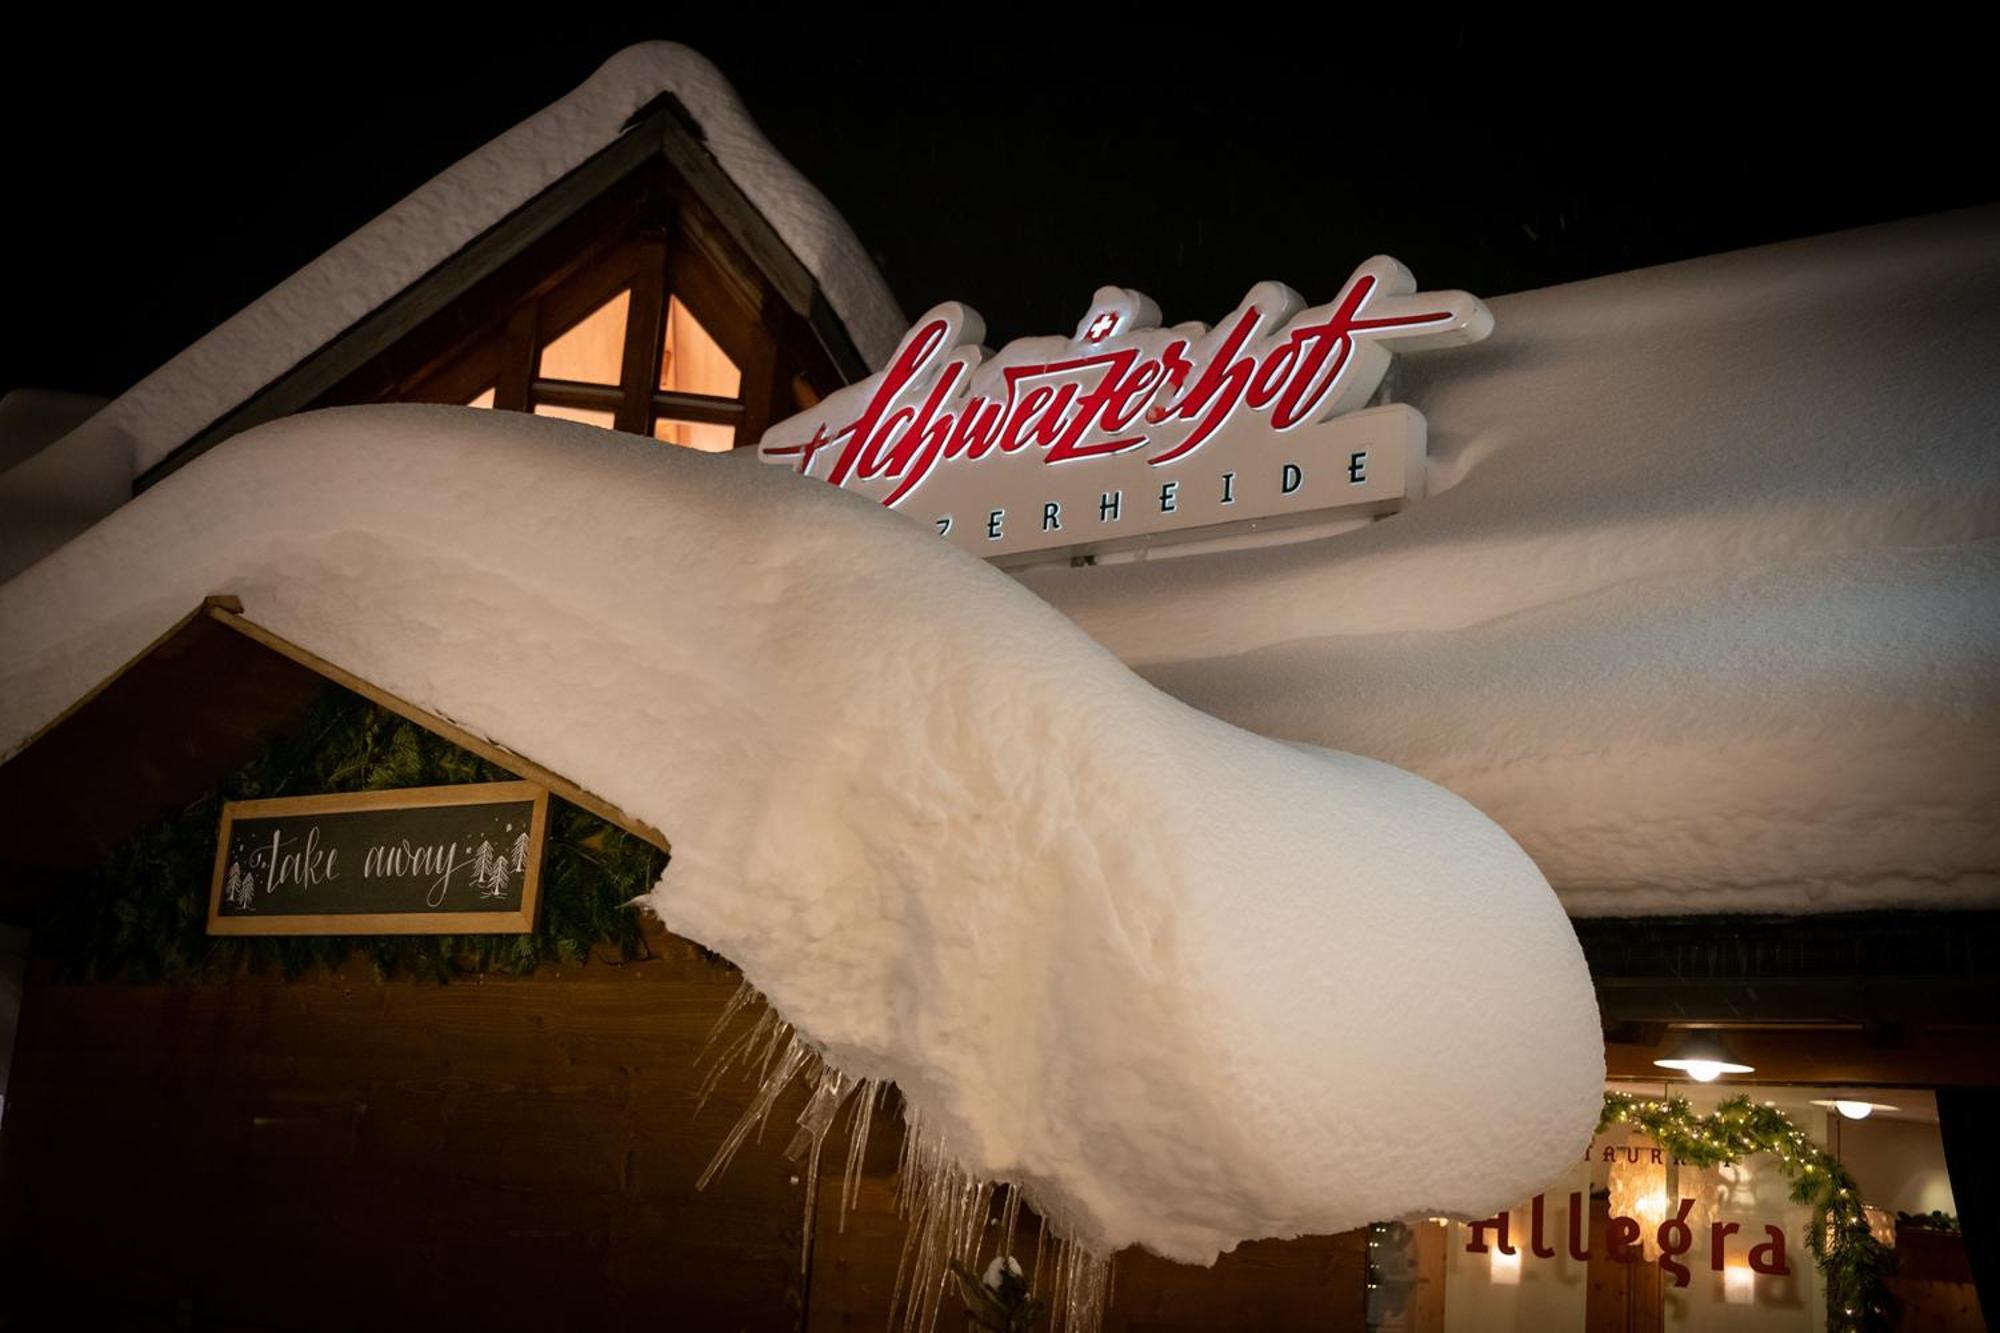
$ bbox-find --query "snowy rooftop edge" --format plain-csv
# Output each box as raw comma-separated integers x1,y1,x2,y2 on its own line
39,42,905,490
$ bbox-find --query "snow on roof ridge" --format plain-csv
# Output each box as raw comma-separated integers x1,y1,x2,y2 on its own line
52,42,905,485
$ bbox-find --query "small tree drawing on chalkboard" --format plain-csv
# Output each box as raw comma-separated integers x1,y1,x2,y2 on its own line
482,857,512,900
225,860,250,910
472,838,496,889
509,831,529,874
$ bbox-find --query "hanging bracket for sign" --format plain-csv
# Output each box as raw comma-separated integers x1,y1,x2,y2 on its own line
758,255,1491,565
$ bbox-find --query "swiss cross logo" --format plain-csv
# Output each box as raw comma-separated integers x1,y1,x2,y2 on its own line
1085,312,1119,342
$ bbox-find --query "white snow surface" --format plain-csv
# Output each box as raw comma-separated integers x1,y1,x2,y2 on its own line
1021,207,2000,917
0,406,1603,1262
0,42,903,580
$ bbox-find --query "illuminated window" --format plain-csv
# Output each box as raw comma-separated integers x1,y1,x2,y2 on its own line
534,404,617,429
653,418,735,453
660,298,741,398
538,290,630,385
393,229,787,451
651,298,742,451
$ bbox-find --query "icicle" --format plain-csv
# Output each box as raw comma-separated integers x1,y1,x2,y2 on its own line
998,1183,1022,1259
697,977,757,1064
839,1078,881,1231
696,1029,811,1190
1056,1241,1112,1333
694,1004,778,1115
693,985,1114,1333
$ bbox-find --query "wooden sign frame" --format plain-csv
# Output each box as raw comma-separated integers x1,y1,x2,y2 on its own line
207,781,550,936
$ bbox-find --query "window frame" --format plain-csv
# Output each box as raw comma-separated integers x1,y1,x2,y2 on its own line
320,154,843,452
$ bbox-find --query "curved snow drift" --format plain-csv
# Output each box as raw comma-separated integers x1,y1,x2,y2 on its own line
0,406,1601,1262
1022,207,2000,916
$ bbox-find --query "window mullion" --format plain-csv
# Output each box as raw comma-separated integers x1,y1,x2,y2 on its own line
734,290,782,447
495,303,538,413
617,240,670,435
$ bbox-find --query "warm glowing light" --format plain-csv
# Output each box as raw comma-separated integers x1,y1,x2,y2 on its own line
1864,1205,1896,1247
540,290,631,385
660,297,742,398
1489,1247,1521,1285
654,417,736,453
1654,1031,1754,1081
1810,1098,1900,1121
534,404,617,429
1607,1141,1671,1259
1724,1263,1755,1305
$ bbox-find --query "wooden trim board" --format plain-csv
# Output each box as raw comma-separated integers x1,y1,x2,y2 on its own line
203,601,670,854
0,597,241,765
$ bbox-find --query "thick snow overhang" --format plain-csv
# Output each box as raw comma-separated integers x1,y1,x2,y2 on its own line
1022,206,2000,920
0,43,904,577
0,405,1608,1262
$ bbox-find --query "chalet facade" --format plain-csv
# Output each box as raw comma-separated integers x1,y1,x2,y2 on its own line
0,41,1993,1333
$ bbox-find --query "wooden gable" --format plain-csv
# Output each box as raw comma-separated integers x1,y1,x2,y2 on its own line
0,597,665,920
135,95,865,491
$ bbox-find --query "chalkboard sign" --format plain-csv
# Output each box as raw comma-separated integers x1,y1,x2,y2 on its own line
207,782,549,935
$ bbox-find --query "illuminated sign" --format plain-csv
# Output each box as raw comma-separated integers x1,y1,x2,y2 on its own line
758,256,1493,564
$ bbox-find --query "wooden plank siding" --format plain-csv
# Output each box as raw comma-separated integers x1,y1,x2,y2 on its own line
0,917,809,1332
801,1096,1374,1333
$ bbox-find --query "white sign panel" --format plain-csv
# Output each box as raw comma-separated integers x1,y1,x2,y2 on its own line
759,256,1492,563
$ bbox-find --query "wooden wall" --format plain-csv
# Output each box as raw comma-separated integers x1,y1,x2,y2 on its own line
7,923,1979,1332
0,919,1372,1333
19,912,1984,1328
0,923,807,1332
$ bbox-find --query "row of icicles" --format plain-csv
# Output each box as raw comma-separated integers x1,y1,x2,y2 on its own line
695,980,1113,1333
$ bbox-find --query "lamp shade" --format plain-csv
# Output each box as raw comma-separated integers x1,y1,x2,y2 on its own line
1652,1030,1755,1082
1810,1098,1901,1121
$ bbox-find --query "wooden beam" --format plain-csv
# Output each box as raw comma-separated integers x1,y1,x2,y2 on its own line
496,303,538,413
653,106,870,382
1605,1025,2000,1088
532,379,626,412
0,599,325,916
1578,912,2000,1026
735,290,783,445
204,604,670,855
618,238,670,436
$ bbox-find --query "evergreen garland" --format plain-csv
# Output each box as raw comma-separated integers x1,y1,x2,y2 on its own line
37,686,664,983
1598,1091,1897,1333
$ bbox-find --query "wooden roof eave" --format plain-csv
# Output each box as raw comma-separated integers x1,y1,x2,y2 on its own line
133,97,868,493
0,596,668,922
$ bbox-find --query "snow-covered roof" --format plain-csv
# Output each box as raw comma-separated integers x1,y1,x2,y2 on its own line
5,210,1995,924
1021,205,2000,918
0,42,904,579
0,405,1601,1263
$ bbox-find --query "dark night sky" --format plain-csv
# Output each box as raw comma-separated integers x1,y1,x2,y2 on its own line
3,15,1992,402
